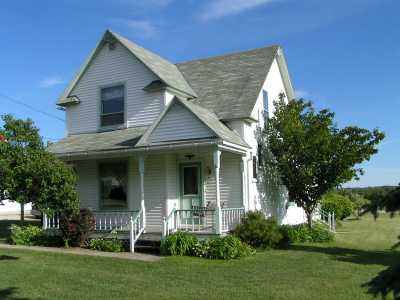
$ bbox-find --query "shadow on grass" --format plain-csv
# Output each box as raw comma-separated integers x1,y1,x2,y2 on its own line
0,287,45,300
287,244,400,267
0,255,19,260
288,244,400,299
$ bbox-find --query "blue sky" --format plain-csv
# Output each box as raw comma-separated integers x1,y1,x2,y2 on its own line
0,0,398,187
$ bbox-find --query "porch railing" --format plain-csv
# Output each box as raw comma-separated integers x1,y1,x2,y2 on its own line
312,208,336,232
93,210,138,231
42,209,145,253
130,208,145,253
163,207,216,236
163,207,246,237
221,207,245,233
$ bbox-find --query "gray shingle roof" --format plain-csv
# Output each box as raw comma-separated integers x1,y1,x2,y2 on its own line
111,31,196,97
47,127,148,156
176,46,279,120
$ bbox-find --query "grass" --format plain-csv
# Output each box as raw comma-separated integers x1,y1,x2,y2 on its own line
0,214,399,300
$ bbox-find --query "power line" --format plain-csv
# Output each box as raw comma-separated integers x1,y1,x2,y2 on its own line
0,92,65,123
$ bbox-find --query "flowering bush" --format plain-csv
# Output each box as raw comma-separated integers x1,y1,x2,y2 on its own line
59,209,95,247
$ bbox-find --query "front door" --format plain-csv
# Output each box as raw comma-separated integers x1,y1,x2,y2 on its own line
180,163,202,210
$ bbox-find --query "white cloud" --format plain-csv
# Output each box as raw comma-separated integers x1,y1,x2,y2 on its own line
295,89,309,99
39,76,64,88
124,19,157,38
200,0,279,21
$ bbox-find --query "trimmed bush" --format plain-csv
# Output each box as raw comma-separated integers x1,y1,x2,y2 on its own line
280,224,334,243
59,209,95,247
89,239,123,252
10,225,63,247
161,231,198,256
233,211,283,249
194,235,255,260
321,192,353,220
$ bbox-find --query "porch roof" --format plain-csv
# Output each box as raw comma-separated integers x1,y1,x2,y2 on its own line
47,126,148,156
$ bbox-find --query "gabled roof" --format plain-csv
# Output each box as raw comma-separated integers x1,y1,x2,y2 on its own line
176,46,290,120
137,97,249,148
57,30,196,106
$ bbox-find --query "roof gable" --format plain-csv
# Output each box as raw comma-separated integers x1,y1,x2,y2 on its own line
57,30,196,106
137,97,249,148
150,101,215,143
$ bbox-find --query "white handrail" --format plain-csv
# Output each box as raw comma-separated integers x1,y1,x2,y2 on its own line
312,208,336,233
130,208,145,253
221,207,245,233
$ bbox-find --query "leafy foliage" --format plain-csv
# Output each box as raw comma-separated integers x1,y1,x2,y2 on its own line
9,224,63,247
263,97,384,227
0,114,79,223
233,211,283,249
89,239,123,252
59,209,95,247
280,224,334,243
193,235,255,260
321,192,353,220
339,190,369,218
161,231,198,256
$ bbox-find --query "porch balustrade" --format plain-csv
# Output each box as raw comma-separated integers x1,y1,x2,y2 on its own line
162,207,245,237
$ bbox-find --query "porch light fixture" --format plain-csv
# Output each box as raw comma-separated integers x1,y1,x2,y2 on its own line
185,154,195,160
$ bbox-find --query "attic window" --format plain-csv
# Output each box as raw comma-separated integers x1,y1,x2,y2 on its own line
100,85,125,127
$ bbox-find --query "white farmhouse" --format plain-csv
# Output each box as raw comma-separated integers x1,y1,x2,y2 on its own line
48,30,302,250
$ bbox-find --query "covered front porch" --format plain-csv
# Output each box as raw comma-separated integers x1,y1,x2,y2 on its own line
46,142,249,251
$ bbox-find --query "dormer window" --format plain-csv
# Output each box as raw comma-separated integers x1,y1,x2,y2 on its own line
100,85,125,127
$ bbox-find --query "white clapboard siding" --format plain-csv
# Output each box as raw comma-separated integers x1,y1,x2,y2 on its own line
150,102,215,143
220,152,242,208
143,156,165,232
165,154,178,215
66,42,164,135
75,160,99,210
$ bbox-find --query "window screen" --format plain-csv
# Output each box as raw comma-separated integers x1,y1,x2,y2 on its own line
183,166,198,195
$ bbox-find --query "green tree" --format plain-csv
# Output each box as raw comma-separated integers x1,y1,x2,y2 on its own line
0,114,79,224
264,97,384,227
340,190,369,218
321,192,353,220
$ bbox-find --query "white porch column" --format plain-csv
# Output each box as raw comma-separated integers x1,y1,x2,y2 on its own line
138,155,146,229
241,155,248,211
213,149,222,234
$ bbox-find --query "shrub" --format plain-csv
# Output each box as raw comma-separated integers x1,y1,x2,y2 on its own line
10,225,63,247
10,224,43,246
195,235,255,260
321,192,353,220
233,211,283,249
161,231,198,256
89,239,123,252
59,209,95,247
280,224,334,243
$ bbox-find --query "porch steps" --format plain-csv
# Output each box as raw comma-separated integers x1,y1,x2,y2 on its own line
134,232,162,254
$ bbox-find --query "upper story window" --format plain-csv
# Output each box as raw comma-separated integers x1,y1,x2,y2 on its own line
100,85,125,127
263,90,269,119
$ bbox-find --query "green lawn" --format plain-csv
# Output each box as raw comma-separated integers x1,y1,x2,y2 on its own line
0,215,399,300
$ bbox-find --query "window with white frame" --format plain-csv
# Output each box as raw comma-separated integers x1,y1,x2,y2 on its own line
100,85,124,127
